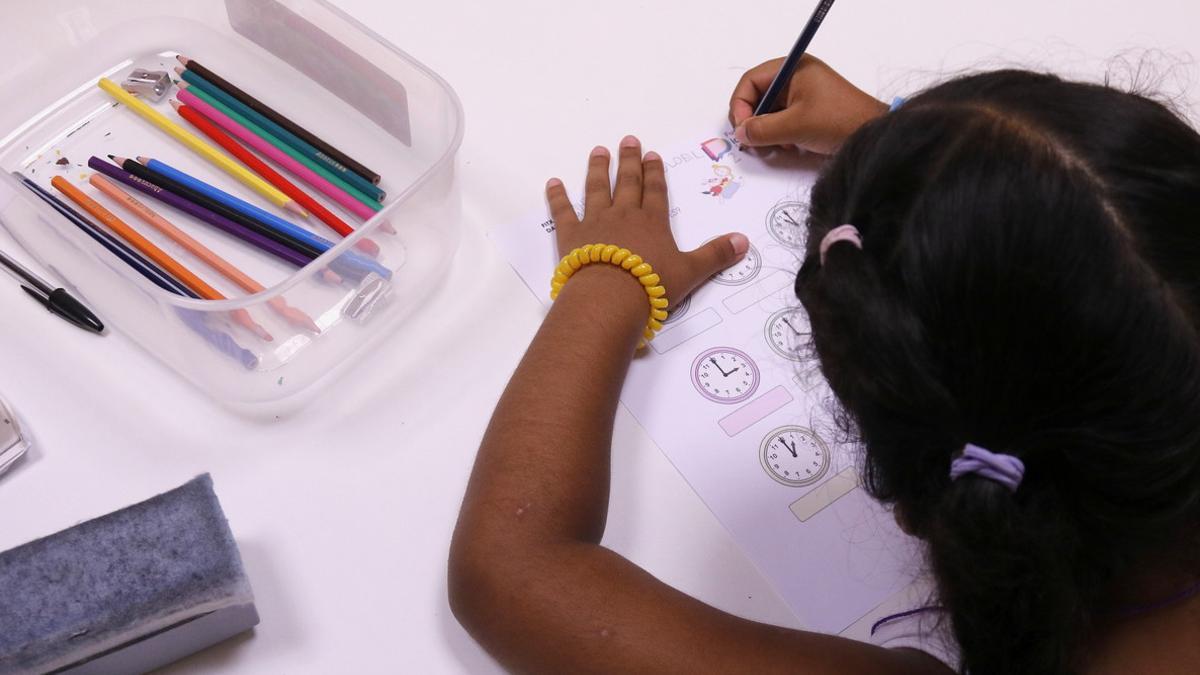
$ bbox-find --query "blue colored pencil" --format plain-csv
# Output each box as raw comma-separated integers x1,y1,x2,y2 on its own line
19,175,258,368
135,156,391,280
177,68,386,203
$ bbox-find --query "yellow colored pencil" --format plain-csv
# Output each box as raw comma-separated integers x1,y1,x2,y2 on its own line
96,77,306,217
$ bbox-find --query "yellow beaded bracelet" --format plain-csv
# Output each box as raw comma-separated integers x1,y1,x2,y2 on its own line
550,243,670,349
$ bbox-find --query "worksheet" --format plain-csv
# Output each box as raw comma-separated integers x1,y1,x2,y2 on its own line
490,129,919,634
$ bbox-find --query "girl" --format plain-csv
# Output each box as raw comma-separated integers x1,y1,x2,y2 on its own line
448,55,1200,674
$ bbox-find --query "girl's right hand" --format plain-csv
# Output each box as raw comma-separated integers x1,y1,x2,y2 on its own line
729,55,888,155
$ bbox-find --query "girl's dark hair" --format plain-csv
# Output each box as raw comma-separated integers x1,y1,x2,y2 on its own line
797,70,1200,674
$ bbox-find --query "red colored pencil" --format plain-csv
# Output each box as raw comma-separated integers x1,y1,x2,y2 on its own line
171,100,382,257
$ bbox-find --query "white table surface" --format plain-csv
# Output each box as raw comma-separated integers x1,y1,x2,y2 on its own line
0,1,1196,672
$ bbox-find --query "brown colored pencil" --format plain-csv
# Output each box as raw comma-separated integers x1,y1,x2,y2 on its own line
177,55,382,186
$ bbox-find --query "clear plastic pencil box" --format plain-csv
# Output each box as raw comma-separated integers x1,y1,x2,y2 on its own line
0,0,464,415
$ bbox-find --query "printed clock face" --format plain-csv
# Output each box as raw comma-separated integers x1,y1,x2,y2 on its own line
760,426,830,487
691,347,760,404
711,242,761,285
766,201,807,249
663,295,691,325
765,307,812,362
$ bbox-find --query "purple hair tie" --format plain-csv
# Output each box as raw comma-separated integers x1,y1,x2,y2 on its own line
949,443,1025,492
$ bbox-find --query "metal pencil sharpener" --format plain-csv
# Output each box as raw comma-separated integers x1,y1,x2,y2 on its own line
121,69,173,102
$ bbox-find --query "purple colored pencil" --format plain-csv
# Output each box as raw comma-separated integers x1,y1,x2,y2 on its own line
87,156,314,268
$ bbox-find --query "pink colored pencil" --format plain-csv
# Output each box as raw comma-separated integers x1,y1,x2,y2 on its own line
177,87,377,222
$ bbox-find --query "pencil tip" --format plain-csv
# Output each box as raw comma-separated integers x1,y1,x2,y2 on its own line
283,201,308,217
176,55,189,65
169,99,181,110
173,66,184,76
136,155,150,164
177,80,189,89
106,154,116,160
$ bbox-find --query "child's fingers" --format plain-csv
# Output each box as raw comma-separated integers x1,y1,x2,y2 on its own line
584,146,612,210
611,135,644,208
687,233,750,285
733,107,807,148
546,178,579,247
640,151,668,215
728,59,784,128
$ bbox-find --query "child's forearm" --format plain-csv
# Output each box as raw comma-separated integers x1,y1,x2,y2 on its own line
454,264,646,546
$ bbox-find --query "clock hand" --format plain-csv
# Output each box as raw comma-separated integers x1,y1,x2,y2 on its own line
710,357,731,377
780,439,798,458
781,317,803,336
781,211,800,228
727,367,740,376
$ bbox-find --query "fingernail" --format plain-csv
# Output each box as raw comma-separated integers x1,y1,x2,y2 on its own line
729,233,749,257
733,125,748,145
620,134,640,148
546,177,563,188
590,145,609,158
644,150,661,161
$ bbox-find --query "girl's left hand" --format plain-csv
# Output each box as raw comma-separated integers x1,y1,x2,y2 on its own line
546,135,749,303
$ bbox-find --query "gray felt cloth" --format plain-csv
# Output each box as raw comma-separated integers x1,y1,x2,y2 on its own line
0,474,257,674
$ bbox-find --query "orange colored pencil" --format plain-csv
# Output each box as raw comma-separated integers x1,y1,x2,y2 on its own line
50,176,273,341
89,174,320,334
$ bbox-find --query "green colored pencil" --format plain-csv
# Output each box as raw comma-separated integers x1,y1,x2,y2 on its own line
177,67,386,203
181,83,382,214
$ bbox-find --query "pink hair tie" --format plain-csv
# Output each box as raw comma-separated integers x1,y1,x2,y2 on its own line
818,224,863,265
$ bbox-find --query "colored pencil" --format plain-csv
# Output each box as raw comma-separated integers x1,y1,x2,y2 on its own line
127,156,390,280
178,83,382,216
86,157,322,273
90,174,321,334
753,0,837,116
171,99,382,256
97,78,305,216
137,155,348,259
21,177,194,296
176,67,385,202
108,155,322,259
177,55,383,186
18,176,258,368
176,90,384,227
50,176,273,341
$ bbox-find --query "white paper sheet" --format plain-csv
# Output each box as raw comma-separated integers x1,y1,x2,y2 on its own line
489,128,920,634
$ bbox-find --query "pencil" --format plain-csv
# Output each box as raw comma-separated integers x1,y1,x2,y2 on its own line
171,99,382,256
178,83,383,216
19,176,259,368
90,174,321,334
108,155,323,259
137,156,344,257
97,77,305,216
50,176,273,341
86,157,323,273
175,89,382,224
21,177,194,296
177,55,383,186
753,0,838,116
110,156,386,279
176,66,385,202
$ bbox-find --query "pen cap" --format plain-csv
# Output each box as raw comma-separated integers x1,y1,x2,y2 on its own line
46,288,105,333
